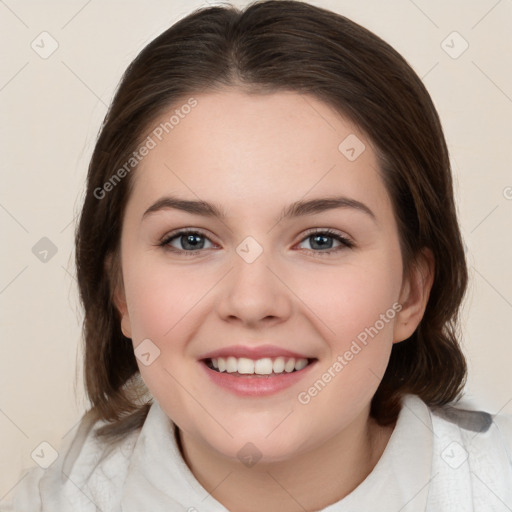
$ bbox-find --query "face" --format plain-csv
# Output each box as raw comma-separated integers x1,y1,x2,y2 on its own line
114,89,428,463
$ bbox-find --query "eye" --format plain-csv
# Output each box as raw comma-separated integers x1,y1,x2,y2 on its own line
160,229,216,254
297,229,354,255
159,228,354,256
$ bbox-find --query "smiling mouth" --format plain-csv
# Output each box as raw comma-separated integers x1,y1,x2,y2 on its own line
203,356,317,376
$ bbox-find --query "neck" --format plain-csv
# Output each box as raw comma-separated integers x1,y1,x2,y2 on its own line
177,409,395,512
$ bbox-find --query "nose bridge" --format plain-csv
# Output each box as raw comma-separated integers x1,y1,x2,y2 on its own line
229,220,292,284
232,235,277,297
216,235,292,324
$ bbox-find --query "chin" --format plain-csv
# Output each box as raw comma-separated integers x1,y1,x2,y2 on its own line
196,419,311,464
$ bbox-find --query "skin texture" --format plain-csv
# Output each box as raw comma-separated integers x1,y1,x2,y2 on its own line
113,89,434,511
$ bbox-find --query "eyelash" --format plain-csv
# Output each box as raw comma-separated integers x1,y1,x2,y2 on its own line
158,228,354,257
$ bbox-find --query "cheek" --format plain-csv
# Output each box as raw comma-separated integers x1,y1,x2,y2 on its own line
121,261,208,415
121,256,219,394
293,250,402,404
123,257,204,341
294,263,401,426
299,255,401,345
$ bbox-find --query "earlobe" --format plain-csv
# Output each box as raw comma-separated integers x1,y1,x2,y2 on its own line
393,248,434,344
113,285,131,338
120,313,132,339
105,252,132,339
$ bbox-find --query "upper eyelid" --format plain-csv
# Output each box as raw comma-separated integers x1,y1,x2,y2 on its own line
161,227,218,244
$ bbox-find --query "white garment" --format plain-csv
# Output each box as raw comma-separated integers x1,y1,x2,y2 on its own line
3,394,512,511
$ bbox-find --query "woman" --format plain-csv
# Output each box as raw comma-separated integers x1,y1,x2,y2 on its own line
6,1,512,510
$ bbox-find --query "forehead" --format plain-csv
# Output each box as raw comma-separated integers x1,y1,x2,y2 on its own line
129,89,390,218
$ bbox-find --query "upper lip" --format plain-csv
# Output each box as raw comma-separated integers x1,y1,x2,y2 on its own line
199,345,314,361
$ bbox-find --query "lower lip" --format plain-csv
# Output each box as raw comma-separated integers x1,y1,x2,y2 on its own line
199,360,317,397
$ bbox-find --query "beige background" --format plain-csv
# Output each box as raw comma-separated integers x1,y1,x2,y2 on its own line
1,0,511,500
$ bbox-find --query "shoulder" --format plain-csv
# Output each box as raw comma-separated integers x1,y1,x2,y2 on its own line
425,397,512,509
493,411,512,456
429,397,512,460
430,398,512,451
2,408,143,512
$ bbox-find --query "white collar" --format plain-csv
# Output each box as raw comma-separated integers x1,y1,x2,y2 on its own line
120,394,433,511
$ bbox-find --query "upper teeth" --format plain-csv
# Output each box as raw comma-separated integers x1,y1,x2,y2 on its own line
211,356,309,375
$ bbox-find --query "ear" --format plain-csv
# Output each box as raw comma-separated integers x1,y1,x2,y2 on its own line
393,248,434,344
105,253,132,339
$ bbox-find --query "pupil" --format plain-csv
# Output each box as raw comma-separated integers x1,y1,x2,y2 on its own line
311,234,332,250
182,233,204,250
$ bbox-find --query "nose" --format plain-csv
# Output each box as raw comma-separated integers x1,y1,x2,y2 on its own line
216,246,293,328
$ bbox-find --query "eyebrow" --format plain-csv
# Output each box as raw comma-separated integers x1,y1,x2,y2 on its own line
142,195,376,223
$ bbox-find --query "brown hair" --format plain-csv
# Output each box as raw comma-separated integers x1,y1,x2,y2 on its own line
75,0,467,439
